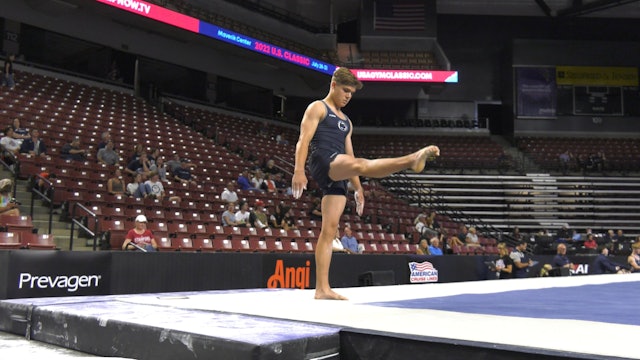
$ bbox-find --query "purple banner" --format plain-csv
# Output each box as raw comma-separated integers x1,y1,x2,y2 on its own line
516,67,557,118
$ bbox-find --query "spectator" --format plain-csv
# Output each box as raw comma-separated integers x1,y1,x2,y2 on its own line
494,243,514,279
96,131,112,153
2,54,15,89
260,173,277,193
269,203,287,229
234,200,250,227
583,234,598,252
249,200,269,229
221,202,239,227
276,132,289,145
627,242,640,273
552,243,574,269
511,226,523,242
416,238,430,255
147,148,160,171
19,128,46,157
429,236,443,256
273,173,292,195
465,226,481,247
11,118,29,144
447,224,467,248
1,127,21,156
332,228,347,253
510,240,534,278
591,244,626,275
220,182,239,203
173,160,197,186
237,169,260,191
166,152,196,175
97,140,119,166
127,144,144,164
283,207,297,230
262,159,280,175
127,173,151,199
340,226,359,254
145,172,180,202
309,197,323,221
0,178,20,216
559,150,573,175
556,224,571,243
251,169,265,189
60,137,87,161
122,215,157,251
107,168,126,196
125,151,151,177
154,156,169,182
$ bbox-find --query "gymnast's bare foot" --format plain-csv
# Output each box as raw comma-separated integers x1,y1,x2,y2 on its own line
315,288,348,300
411,145,440,173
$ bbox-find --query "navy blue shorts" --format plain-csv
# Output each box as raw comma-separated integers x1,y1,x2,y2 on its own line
309,149,348,197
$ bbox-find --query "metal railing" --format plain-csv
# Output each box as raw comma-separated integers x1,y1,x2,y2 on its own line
69,202,100,251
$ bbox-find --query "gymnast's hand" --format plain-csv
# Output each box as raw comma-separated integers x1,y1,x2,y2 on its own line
292,172,307,199
354,190,364,216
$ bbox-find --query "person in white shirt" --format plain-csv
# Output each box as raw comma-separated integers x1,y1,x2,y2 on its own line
234,201,250,226
0,127,21,155
221,181,239,203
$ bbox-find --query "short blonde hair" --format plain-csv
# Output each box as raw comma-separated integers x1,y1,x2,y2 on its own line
332,67,363,90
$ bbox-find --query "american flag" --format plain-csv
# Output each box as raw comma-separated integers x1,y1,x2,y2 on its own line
374,0,426,31
409,261,434,271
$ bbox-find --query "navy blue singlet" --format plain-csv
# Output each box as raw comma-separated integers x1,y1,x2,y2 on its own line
308,101,351,196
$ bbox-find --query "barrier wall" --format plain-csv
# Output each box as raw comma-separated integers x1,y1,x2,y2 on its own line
0,251,618,299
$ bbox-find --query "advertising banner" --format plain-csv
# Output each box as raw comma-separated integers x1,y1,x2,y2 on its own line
515,67,557,118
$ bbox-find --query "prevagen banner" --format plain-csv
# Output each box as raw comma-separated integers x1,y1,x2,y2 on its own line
95,0,458,82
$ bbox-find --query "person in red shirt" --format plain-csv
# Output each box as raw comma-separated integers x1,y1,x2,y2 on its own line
122,215,157,251
583,233,597,252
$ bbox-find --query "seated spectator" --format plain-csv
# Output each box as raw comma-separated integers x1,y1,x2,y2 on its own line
332,228,347,253
1,126,21,157
627,241,640,273
97,140,119,166
125,151,151,177
127,173,151,199
0,178,20,216
283,207,297,230
552,243,573,269
429,236,444,256
447,224,467,248
107,168,126,196
237,169,261,191
122,215,157,251
11,118,29,144
414,213,430,238
19,128,46,157
269,203,288,229
262,159,280,175
465,227,481,247
276,132,289,145
309,197,323,221
173,160,197,186
510,241,534,278
511,226,523,242
559,150,573,175
591,244,626,274
60,137,87,161
273,173,292,195
416,238,430,255
127,144,144,164
261,173,277,193
221,182,239,203
145,172,180,202
234,200,250,227
251,169,265,189
96,131,112,153
340,226,359,254
590,151,605,172
221,202,240,226
147,148,160,170
583,234,598,252
494,243,514,279
166,152,196,175
249,200,269,229
154,156,169,182
556,224,571,243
